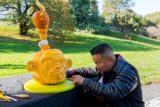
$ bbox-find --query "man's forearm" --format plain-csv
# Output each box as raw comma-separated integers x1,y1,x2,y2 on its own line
82,70,138,101
73,67,99,77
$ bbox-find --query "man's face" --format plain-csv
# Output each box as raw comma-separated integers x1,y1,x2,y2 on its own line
92,54,111,74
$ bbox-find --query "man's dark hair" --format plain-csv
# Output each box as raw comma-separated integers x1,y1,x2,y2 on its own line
90,43,113,56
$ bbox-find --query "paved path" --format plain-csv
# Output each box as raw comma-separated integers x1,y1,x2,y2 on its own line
142,84,160,107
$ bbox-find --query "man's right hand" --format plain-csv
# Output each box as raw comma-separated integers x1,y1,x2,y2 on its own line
66,69,75,78
68,75,85,85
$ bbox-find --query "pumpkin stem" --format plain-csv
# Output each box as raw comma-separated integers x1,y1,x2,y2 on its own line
41,45,51,50
36,0,45,11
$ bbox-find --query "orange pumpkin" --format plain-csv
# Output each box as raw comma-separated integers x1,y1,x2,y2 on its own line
27,49,72,84
32,11,49,29
37,28,48,34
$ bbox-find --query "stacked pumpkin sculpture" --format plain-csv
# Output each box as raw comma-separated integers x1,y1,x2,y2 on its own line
27,0,72,85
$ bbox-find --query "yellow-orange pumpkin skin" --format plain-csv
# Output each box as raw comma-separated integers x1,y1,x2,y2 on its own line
27,49,72,85
32,11,49,29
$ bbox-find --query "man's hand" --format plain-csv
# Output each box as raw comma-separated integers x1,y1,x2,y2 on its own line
66,69,75,78
68,75,85,85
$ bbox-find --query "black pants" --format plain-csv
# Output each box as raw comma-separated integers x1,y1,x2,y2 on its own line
75,85,106,107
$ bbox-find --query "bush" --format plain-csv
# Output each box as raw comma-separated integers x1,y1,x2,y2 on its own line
92,25,109,34
92,17,110,34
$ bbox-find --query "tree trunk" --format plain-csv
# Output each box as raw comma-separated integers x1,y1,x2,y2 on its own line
19,22,28,35
17,0,30,36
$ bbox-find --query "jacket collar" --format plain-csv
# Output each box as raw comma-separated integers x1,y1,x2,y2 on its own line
113,54,126,74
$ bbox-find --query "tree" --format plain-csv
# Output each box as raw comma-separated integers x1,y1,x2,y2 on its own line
112,9,143,37
0,0,34,35
69,0,99,30
145,12,160,28
102,0,134,22
0,0,74,42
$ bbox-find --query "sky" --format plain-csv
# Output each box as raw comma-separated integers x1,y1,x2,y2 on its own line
98,0,160,16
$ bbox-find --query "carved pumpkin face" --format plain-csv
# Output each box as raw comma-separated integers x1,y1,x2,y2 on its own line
32,10,49,29
27,49,72,85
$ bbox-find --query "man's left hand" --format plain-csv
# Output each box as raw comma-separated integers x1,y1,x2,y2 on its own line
68,75,85,85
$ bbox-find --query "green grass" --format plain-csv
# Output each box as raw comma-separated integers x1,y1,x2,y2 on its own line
0,21,160,85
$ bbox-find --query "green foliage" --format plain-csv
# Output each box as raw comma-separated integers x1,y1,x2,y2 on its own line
101,0,158,38
70,0,104,31
145,12,160,28
0,0,75,39
112,9,144,36
39,0,75,45
0,0,35,35
69,0,109,34
102,0,134,22
92,16,109,34
141,17,156,27
69,0,92,29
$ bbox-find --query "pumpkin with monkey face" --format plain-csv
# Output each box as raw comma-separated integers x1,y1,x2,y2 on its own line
27,49,72,85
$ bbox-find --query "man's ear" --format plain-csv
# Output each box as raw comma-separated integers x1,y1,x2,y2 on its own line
27,61,37,72
108,56,115,64
65,59,72,68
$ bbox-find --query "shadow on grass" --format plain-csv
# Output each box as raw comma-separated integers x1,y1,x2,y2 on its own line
0,33,159,54
0,64,25,69
0,36,39,53
133,35,160,46
58,33,159,54
107,32,160,47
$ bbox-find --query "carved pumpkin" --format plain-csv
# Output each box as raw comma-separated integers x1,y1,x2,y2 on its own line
27,0,72,85
27,49,72,84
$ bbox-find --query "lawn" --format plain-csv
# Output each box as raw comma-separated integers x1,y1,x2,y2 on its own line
0,21,160,85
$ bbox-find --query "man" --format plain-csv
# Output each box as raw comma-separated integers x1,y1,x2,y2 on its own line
66,43,144,107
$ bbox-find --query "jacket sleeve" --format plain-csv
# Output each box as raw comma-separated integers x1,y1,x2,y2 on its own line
74,67,100,77
82,66,138,101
